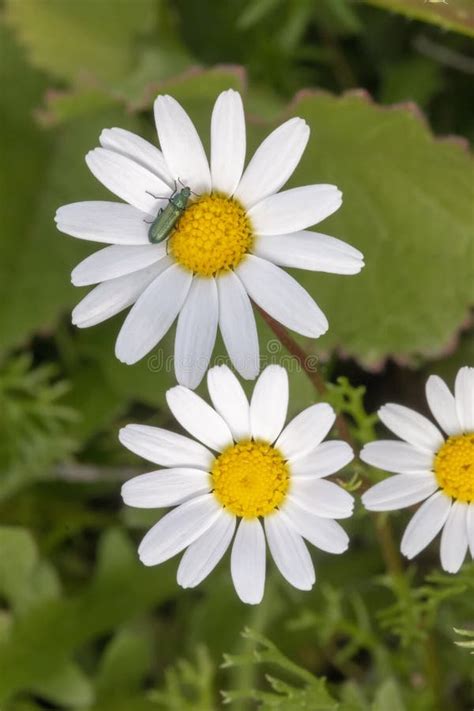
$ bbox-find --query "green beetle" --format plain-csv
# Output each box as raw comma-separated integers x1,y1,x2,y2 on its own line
145,182,192,244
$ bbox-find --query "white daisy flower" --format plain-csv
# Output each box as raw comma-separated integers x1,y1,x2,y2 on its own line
119,364,355,604
361,366,474,574
55,89,364,388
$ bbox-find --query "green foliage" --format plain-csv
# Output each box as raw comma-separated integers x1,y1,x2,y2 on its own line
377,565,474,645
0,1,473,710
361,0,474,38
150,646,216,710
326,376,377,445
287,91,474,367
453,626,474,653
0,527,176,706
0,356,77,501
4,0,157,83
222,628,339,708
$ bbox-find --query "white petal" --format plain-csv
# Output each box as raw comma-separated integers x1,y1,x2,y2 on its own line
121,468,210,508
72,244,166,286
253,231,364,274
235,117,309,209
361,473,438,511
177,510,236,588
237,255,328,338
455,366,474,433
86,148,171,214
360,441,434,474
248,185,342,236
154,94,211,194
440,501,469,573
281,500,349,554
426,374,462,436
138,494,221,566
166,385,233,452
250,365,288,442
276,403,335,461
467,504,474,558
72,261,168,328
115,263,192,364
231,519,266,604
174,278,218,389
100,127,173,186
400,491,451,559
210,89,246,195
378,404,444,454
291,441,354,478
119,424,214,470
264,512,315,590
290,479,354,519
55,202,150,245
217,270,259,380
207,365,250,440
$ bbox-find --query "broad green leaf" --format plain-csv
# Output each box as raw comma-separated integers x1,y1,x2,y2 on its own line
360,0,474,37
284,91,474,367
0,100,138,357
4,0,156,83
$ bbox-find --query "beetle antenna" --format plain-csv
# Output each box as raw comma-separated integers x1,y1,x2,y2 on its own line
146,190,169,199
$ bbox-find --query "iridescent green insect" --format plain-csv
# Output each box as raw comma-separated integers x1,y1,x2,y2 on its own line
145,182,192,244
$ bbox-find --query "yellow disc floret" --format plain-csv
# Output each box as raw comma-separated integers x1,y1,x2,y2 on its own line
211,440,290,518
434,433,474,502
169,193,253,277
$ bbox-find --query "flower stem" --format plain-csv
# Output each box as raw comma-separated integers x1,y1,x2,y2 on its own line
256,306,355,449
257,309,406,579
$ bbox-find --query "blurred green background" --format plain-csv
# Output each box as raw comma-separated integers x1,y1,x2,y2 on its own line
0,0,473,709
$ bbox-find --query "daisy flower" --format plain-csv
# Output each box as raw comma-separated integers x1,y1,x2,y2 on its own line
361,366,474,573
120,364,355,604
55,89,364,388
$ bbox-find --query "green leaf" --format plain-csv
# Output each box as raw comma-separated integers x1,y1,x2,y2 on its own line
283,91,474,367
95,627,153,699
150,646,216,710
0,97,139,357
0,528,176,704
0,356,78,502
372,678,405,711
0,527,60,612
4,0,156,83
32,662,94,709
222,629,338,709
0,527,38,605
360,0,474,37
453,627,474,653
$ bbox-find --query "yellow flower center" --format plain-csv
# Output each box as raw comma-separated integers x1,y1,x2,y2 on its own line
169,193,253,277
434,433,474,502
211,440,290,518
